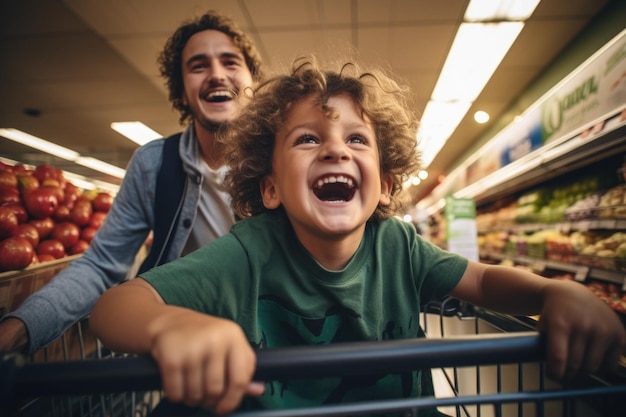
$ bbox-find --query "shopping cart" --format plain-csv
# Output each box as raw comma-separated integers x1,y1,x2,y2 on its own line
2,305,625,417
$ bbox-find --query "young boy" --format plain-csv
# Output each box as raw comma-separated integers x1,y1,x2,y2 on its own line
90,58,626,416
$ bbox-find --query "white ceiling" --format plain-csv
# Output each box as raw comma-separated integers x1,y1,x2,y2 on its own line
0,0,613,198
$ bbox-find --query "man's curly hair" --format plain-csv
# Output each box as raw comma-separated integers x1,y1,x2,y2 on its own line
221,56,421,221
158,10,264,125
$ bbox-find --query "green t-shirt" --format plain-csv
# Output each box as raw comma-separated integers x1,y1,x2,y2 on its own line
142,211,468,415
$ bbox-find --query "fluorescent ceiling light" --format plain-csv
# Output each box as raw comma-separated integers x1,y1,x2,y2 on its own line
0,127,126,182
465,0,541,21
0,128,79,160
416,0,540,169
111,121,162,145
74,156,126,178
419,101,473,168
431,22,524,102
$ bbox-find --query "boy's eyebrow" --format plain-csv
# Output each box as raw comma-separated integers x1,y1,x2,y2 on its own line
281,121,372,139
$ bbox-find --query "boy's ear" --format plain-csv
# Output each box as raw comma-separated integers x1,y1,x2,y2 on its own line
260,175,281,209
379,174,393,206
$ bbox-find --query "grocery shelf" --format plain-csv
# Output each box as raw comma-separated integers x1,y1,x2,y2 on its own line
479,218,626,234
480,251,626,287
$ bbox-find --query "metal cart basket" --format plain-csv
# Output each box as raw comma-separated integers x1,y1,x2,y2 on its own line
2,304,625,417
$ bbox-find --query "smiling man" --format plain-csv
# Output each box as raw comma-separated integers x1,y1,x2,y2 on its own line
0,10,264,354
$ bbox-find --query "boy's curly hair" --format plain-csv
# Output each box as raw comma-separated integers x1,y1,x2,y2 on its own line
221,56,421,221
158,10,264,125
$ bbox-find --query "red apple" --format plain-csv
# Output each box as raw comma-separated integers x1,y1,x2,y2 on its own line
0,236,34,272
63,182,81,206
34,164,62,185
51,222,80,250
37,253,56,263
92,192,113,213
29,217,55,239
89,211,107,229
17,174,39,194
0,188,20,205
12,164,32,176
37,239,66,259
80,226,98,244
13,223,40,248
69,240,89,255
0,206,19,239
53,205,71,222
1,202,28,223
41,184,64,204
0,170,18,192
70,199,92,227
24,187,59,219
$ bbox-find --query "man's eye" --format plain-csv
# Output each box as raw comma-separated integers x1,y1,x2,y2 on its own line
191,63,207,71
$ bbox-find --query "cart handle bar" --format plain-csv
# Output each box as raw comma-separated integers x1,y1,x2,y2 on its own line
1,331,544,400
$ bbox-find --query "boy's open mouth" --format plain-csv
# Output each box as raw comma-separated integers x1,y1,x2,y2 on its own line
313,175,356,202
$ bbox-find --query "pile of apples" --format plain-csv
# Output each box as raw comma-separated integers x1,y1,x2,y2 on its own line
0,161,114,272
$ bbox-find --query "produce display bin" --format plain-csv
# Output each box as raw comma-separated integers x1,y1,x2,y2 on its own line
1,302,624,417
0,255,101,363
0,256,159,417
0,256,80,318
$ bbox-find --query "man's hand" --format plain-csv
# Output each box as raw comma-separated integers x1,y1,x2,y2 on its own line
0,318,29,352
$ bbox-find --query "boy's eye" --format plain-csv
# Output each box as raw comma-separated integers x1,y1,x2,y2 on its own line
295,134,317,145
347,134,367,145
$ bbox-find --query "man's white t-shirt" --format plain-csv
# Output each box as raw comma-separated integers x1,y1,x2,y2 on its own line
182,162,235,256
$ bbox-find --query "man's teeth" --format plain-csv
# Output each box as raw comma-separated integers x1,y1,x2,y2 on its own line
207,91,233,100
316,175,354,188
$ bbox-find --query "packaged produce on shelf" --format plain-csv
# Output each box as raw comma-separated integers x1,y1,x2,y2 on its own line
0,161,113,273
564,192,603,221
578,231,626,272
554,273,626,316
597,184,626,218
545,232,577,263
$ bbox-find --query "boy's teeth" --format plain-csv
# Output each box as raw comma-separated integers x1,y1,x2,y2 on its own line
316,175,354,188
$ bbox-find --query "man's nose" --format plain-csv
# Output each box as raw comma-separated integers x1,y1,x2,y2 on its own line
208,61,226,82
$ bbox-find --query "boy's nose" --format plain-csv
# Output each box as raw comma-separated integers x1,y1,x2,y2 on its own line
321,137,350,161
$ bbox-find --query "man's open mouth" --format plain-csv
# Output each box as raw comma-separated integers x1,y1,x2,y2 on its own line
313,175,356,202
205,90,234,103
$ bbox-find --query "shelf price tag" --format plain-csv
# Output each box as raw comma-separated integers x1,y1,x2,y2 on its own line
574,266,589,282
578,220,591,232
597,219,617,229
